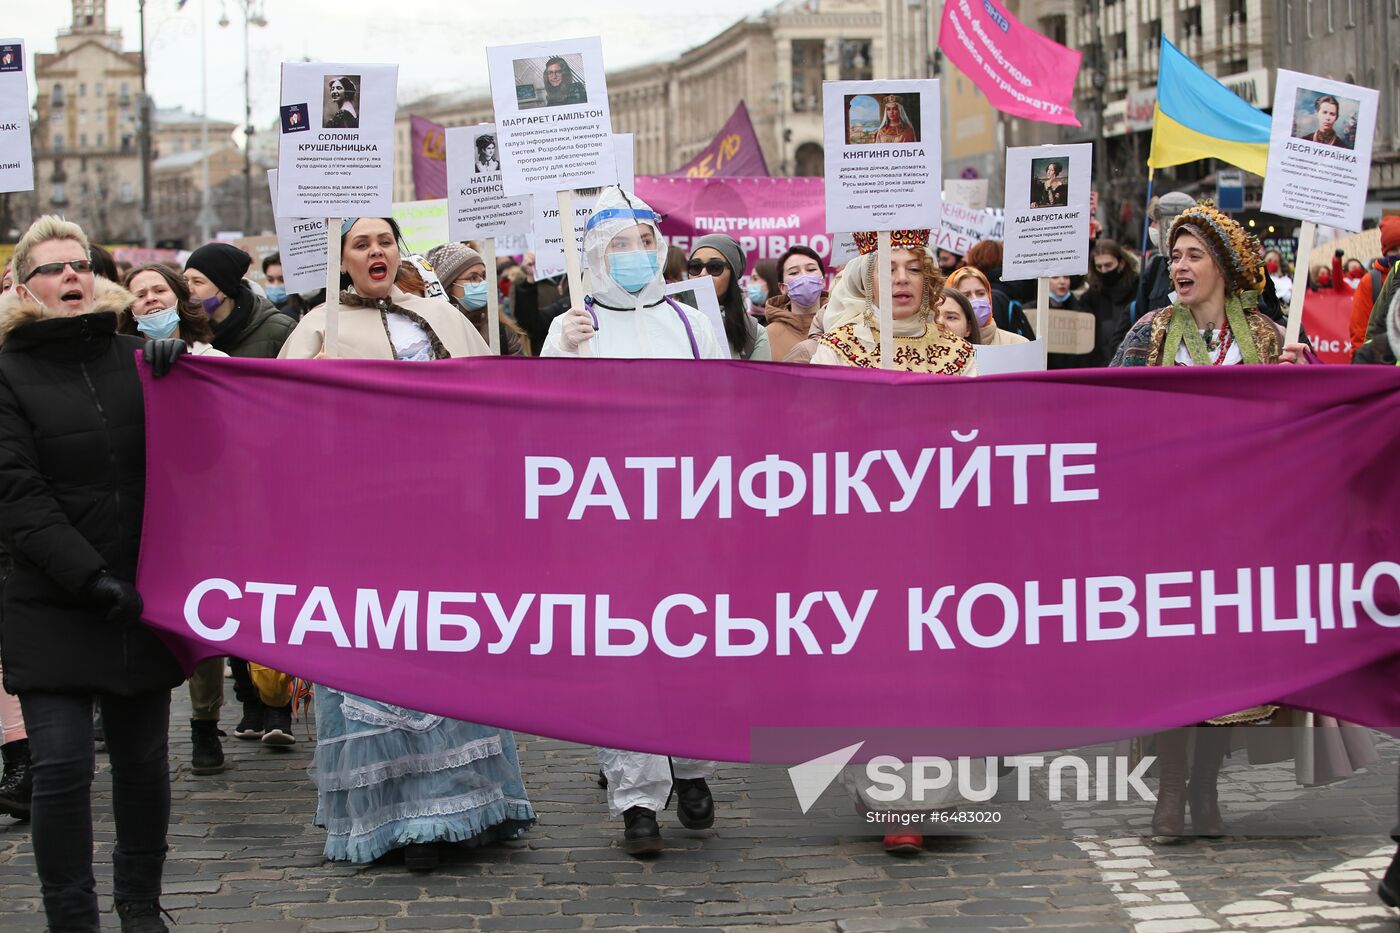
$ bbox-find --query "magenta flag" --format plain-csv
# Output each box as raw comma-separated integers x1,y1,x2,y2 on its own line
636,175,826,277
668,101,770,178
409,114,448,200
938,0,1082,127
137,360,1400,762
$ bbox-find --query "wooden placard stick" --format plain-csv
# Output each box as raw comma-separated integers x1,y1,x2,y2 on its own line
877,230,894,370
483,236,500,355
325,217,341,358
557,189,591,358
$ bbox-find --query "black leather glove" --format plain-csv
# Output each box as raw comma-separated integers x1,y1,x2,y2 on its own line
143,338,188,378
83,570,144,624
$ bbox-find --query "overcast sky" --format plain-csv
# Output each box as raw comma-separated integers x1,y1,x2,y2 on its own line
11,0,771,128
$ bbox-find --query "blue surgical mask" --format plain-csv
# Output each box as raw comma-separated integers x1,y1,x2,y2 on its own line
199,294,223,315
135,306,181,340
265,285,287,305
1050,287,1071,303
606,250,659,294
747,282,766,304
459,281,489,310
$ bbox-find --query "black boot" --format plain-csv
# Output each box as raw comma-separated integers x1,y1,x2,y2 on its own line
0,739,31,820
622,806,663,856
233,697,264,740
115,899,171,933
190,719,226,775
1187,726,1229,838
402,842,440,872
674,777,714,830
1379,846,1398,908
1150,729,1189,844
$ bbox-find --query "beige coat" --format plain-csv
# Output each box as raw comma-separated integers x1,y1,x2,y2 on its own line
278,285,490,360
980,317,1029,346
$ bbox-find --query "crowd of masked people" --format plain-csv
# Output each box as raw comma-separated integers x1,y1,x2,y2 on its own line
0,192,1397,932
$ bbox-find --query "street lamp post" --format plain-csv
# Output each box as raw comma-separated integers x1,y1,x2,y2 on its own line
138,0,153,247
220,0,267,234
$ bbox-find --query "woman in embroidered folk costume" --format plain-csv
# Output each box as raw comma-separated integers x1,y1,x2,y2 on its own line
810,229,977,375
281,218,535,870
1110,202,1377,841
1110,201,1311,368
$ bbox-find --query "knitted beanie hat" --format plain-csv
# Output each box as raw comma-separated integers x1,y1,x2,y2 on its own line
425,243,484,289
1168,201,1263,300
185,243,252,299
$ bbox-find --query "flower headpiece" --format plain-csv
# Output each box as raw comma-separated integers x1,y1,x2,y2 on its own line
852,230,930,256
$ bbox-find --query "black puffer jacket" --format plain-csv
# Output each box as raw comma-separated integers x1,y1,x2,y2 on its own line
0,279,182,695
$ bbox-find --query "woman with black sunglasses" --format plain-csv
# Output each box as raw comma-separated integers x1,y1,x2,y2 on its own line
687,234,771,360
0,215,183,932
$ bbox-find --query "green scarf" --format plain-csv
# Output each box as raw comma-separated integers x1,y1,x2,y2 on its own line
1161,295,1260,366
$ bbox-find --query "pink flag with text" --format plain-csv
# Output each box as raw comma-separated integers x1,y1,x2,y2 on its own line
938,0,1082,127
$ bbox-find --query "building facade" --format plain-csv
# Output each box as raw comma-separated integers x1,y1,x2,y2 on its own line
33,0,144,242
1273,0,1400,208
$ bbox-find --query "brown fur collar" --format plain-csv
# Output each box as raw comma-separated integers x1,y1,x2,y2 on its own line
0,278,136,346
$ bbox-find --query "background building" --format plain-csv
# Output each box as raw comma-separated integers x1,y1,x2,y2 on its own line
33,0,144,242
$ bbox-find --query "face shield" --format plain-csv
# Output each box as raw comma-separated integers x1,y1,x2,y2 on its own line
583,186,668,309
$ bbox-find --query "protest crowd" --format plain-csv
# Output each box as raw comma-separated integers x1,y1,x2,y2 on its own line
0,13,1398,933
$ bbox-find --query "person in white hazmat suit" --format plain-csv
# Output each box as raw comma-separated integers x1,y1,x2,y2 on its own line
543,186,725,361
542,187,722,857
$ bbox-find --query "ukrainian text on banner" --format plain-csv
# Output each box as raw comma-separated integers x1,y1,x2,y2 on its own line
635,175,827,277
937,0,1081,127
410,114,448,200
137,362,1400,762
668,102,769,178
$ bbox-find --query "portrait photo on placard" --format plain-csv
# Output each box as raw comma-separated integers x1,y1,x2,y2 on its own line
513,53,588,110
472,132,500,175
1292,87,1359,150
844,93,921,145
1029,157,1071,209
323,74,361,129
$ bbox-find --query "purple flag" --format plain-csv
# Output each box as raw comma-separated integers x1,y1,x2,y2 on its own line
410,114,447,200
668,101,770,178
138,359,1400,762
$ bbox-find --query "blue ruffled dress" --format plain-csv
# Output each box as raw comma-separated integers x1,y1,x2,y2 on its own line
310,687,536,864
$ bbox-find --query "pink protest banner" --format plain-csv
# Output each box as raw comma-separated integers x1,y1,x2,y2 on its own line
938,0,1082,127
410,114,448,200
635,175,827,276
668,101,770,178
138,360,1400,762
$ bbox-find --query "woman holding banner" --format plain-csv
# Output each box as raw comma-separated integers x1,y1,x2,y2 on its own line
809,230,977,379
281,217,535,870
1109,202,1380,842
543,187,722,856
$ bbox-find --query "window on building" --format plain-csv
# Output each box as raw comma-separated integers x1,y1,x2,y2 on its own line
1224,57,1248,74
79,133,87,148
94,81,103,97
839,40,872,81
51,182,66,204
121,134,133,153
52,134,63,151
1112,32,1127,59
51,83,63,105
1227,0,1249,19
1181,6,1202,37
1041,14,1068,44
96,132,104,147
790,39,824,112
79,82,86,97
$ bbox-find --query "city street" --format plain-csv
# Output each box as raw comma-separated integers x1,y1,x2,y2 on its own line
1,688,1395,932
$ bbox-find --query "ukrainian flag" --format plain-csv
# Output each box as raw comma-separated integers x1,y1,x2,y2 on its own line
1148,37,1270,177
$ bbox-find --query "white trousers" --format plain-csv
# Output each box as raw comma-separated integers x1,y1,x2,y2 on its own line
597,748,715,816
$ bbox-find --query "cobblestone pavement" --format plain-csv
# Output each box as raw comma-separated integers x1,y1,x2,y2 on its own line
1,686,1396,932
